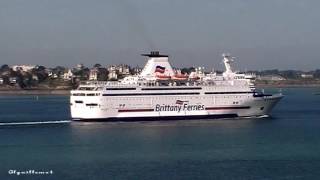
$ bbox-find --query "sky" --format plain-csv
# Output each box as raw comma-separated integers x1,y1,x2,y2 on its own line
0,0,320,71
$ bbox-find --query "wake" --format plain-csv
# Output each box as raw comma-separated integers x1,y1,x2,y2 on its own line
0,120,71,126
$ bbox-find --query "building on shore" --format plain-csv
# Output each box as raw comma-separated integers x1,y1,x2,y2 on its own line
12,65,36,72
32,74,39,82
132,66,142,75
257,75,286,81
63,69,74,81
48,70,59,79
9,77,18,84
106,64,131,80
89,67,99,81
117,64,130,76
107,66,118,80
76,64,84,70
301,74,314,79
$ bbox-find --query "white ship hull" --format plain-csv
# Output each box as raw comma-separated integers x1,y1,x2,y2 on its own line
70,90,283,121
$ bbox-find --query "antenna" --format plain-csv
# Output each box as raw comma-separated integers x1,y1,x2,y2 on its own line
222,53,235,74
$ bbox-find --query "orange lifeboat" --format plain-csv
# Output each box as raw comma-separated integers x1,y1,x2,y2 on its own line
172,74,189,80
156,74,171,80
189,76,200,80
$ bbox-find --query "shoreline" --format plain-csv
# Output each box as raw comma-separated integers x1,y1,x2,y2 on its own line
0,90,70,95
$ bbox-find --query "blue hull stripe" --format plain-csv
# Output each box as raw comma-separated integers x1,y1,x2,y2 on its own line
73,114,239,122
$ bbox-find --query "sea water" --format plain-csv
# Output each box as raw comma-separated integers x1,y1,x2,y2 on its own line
0,88,320,180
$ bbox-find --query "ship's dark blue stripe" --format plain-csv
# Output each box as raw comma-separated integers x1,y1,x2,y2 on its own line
206,106,250,110
72,114,239,122
205,92,254,94
142,87,202,91
106,88,136,90
102,92,200,96
118,109,154,112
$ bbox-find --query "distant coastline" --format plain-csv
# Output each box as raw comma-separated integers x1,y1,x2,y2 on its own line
255,80,320,88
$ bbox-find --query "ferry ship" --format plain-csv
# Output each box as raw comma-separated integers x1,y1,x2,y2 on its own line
70,51,283,121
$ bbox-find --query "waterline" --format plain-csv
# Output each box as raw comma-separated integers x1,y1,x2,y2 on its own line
0,120,71,126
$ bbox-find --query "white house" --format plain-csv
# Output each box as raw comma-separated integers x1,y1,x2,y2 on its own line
76,64,84,70
89,68,99,81
117,64,130,75
32,75,39,81
63,69,74,81
301,74,314,79
12,65,36,72
107,66,118,80
9,77,18,84
258,75,286,81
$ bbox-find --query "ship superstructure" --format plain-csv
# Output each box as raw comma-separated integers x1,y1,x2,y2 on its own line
70,52,283,120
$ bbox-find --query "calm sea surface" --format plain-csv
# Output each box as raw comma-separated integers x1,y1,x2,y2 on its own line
0,88,320,180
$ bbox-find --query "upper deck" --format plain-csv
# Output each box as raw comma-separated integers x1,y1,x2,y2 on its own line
72,51,256,94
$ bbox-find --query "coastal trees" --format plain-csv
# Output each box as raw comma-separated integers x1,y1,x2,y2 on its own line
97,68,108,81
313,69,320,79
0,64,10,72
51,66,66,78
73,67,90,80
32,66,48,83
0,65,11,85
93,63,102,68
279,70,301,79
181,67,196,74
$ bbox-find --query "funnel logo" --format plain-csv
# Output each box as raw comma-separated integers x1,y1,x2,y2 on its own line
155,65,165,73
155,100,205,112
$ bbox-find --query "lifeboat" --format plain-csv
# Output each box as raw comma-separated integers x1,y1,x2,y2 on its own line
189,76,200,80
172,74,189,80
156,74,171,80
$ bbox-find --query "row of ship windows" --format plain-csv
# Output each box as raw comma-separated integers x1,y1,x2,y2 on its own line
103,96,249,101
72,92,200,96
106,92,253,96
74,100,242,106
106,87,203,91
72,93,250,99
78,86,251,92
105,88,253,93
73,101,99,107
72,94,251,99
72,93,100,96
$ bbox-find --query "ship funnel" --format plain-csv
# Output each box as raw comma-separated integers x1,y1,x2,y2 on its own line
140,51,174,77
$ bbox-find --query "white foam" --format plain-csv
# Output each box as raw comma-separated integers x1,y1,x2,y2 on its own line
258,115,270,118
0,120,71,126
241,115,270,119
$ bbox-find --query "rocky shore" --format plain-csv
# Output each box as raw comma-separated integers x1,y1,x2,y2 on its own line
0,85,70,95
